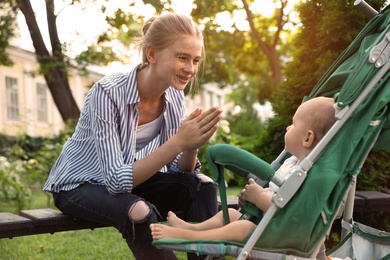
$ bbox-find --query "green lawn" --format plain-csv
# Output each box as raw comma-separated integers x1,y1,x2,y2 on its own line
1,188,240,259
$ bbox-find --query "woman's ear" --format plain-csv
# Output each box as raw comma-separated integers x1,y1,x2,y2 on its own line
303,130,315,148
146,46,157,64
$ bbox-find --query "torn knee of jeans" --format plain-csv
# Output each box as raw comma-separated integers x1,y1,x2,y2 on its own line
128,200,152,223
196,173,214,183
195,173,216,191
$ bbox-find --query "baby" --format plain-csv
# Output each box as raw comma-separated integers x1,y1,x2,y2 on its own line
150,97,336,242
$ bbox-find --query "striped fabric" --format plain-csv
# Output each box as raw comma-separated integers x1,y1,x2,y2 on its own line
43,64,201,195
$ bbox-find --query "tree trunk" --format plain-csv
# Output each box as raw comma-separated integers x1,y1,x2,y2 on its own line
241,0,284,85
16,0,80,123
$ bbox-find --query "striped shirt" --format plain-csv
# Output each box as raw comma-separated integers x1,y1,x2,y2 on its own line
43,64,201,194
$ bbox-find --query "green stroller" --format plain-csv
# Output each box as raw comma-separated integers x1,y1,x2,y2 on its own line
152,2,390,259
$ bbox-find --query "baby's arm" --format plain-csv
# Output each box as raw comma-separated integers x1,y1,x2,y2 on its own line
243,178,272,212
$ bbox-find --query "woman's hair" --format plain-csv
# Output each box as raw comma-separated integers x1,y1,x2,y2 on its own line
137,13,205,90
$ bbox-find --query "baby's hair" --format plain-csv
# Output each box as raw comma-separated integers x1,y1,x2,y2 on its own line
307,97,336,144
136,13,205,90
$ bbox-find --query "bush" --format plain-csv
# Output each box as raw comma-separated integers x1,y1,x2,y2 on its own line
0,127,74,209
0,156,32,211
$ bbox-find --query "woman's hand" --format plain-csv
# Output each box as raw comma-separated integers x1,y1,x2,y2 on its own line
176,106,222,151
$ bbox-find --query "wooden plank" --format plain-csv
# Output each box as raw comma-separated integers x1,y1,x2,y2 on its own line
218,195,239,210
353,195,365,207
354,191,390,212
20,208,74,227
0,209,109,239
0,212,34,231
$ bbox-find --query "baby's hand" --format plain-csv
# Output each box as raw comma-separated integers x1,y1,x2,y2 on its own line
241,178,264,204
242,178,272,212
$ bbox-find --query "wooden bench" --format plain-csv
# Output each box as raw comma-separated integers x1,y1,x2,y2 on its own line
0,208,108,239
0,195,239,239
1,192,388,240
353,190,390,212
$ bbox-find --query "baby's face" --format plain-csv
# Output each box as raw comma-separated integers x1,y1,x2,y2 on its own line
284,105,310,157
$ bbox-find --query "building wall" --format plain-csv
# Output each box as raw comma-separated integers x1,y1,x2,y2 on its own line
0,45,104,137
184,82,232,117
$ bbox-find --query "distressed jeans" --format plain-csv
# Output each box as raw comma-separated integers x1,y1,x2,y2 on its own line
52,171,218,260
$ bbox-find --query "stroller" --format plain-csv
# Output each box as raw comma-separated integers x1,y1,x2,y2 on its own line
152,1,390,259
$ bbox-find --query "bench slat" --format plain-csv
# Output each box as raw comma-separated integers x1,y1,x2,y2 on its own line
354,191,390,212
20,208,75,227
0,208,108,239
0,212,34,231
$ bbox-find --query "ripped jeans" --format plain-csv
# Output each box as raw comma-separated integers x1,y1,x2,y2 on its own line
52,171,218,260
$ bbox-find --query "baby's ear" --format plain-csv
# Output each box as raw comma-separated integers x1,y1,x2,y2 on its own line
304,130,315,148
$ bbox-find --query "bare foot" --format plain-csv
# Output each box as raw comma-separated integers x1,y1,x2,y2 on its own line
150,223,187,240
166,211,194,230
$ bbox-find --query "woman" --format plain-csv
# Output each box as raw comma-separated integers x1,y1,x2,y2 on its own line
43,13,222,259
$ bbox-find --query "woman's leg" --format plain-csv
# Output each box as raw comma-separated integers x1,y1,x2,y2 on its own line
150,219,256,242
132,172,219,223
132,171,218,260
167,208,242,231
53,183,177,260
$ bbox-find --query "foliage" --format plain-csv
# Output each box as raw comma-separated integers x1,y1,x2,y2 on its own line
0,0,18,66
357,149,390,191
253,0,386,164
0,156,32,211
0,126,74,209
75,6,144,65
225,81,267,138
198,118,266,187
192,0,294,101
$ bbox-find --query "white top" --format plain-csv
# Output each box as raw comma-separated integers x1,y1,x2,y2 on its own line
136,114,163,151
269,156,298,193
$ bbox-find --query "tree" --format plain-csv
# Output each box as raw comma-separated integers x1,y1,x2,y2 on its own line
190,0,297,102
240,0,286,86
15,0,80,123
0,1,18,66
1,0,108,123
254,0,389,181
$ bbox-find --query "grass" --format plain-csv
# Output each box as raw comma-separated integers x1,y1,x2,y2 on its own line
0,188,240,260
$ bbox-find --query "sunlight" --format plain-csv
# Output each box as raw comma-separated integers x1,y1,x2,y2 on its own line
15,0,300,56
253,0,277,17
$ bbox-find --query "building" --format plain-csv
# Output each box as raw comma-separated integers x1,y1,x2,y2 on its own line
185,82,231,117
0,45,104,137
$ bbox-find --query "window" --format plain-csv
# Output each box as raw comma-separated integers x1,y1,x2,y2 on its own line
36,83,48,123
5,76,19,121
